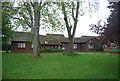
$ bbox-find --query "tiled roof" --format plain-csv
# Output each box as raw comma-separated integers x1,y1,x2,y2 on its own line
11,32,65,45
79,36,97,43
11,32,97,44
11,32,32,42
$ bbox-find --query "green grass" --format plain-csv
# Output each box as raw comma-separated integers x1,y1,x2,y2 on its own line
104,50,120,54
2,51,118,79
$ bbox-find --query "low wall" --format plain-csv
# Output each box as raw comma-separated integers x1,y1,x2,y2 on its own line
40,50,64,53
104,48,117,50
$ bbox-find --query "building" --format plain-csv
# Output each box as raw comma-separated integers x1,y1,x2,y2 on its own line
11,32,99,53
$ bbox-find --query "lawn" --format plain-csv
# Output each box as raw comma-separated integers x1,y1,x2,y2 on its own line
2,51,119,79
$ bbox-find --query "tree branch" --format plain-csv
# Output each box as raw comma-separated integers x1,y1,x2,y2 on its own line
72,2,75,20
61,2,71,37
30,2,34,8
24,2,33,27
72,2,80,37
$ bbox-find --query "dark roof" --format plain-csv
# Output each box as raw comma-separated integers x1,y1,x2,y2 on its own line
43,34,65,45
11,32,65,45
62,36,97,43
79,36,97,43
11,32,32,42
61,38,81,43
11,32,97,44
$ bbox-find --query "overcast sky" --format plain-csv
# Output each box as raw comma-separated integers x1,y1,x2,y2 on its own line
16,0,110,37
38,0,111,37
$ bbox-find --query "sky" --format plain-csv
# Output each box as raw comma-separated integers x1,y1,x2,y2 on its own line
18,0,111,37
38,0,110,37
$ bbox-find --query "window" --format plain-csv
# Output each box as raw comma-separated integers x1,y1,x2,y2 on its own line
52,46,54,48
62,43,65,49
74,44,77,49
45,41,48,44
55,46,58,49
51,46,58,49
58,46,61,49
88,43,94,49
31,44,33,48
51,46,61,49
18,43,25,48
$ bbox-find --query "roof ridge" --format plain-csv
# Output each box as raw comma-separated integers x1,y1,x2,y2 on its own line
46,33,64,35
81,35,97,37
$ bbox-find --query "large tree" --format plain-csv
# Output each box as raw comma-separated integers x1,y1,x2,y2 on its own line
90,2,120,46
54,1,99,55
2,2,14,52
9,1,63,58
7,1,48,58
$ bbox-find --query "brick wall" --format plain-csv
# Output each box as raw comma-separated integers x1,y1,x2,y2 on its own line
11,41,33,53
11,41,63,53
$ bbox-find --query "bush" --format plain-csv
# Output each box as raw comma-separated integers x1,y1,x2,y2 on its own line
40,48,63,52
118,46,120,50
2,44,11,50
95,46,104,52
62,52,79,56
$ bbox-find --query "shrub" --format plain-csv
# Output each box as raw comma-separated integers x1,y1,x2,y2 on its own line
95,46,104,52
2,44,11,50
62,52,79,56
40,48,63,52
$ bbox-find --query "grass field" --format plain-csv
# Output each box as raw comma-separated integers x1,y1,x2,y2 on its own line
2,51,119,79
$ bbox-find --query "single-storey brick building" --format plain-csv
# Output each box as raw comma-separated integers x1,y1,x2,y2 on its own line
11,32,100,53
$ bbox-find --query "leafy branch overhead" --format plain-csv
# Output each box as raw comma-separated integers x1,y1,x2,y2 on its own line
50,1,100,55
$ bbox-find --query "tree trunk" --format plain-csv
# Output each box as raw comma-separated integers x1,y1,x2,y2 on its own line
68,36,74,54
32,31,41,58
31,2,42,58
65,35,74,55
61,2,79,55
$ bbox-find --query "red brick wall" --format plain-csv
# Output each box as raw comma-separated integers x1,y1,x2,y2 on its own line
41,45,52,48
104,48,117,50
11,41,33,53
11,39,99,53
11,41,62,53
85,38,99,52
75,38,99,52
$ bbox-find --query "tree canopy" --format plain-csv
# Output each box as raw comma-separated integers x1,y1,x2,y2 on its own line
90,2,120,46
2,2,14,45
52,0,99,55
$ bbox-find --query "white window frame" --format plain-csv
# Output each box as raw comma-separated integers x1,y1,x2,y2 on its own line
58,46,61,49
51,46,54,48
55,46,58,49
88,43,94,49
74,44,77,49
18,43,25,48
31,44,33,48
62,43,65,49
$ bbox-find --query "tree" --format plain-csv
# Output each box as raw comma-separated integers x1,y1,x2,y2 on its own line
9,1,63,58
2,2,14,53
105,2,120,45
54,1,99,55
90,2,120,46
2,1,47,57
61,2,80,55
12,1,47,58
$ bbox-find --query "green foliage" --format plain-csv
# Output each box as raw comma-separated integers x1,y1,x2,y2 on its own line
95,46,104,52
62,52,79,56
104,50,120,54
118,46,120,50
40,48,63,51
41,2,65,33
2,43,11,50
2,52,118,79
2,2,14,45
